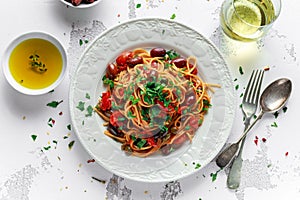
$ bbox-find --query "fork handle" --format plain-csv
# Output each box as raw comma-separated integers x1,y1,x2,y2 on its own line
226,121,250,189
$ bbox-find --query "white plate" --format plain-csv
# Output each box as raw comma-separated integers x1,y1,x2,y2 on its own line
69,18,236,182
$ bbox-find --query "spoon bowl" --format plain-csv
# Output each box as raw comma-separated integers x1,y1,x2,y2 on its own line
260,78,292,113
216,78,292,168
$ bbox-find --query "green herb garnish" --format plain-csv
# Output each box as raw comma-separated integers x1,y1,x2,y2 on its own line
271,122,278,127
239,66,244,75
47,100,63,108
76,101,85,111
136,139,147,149
170,13,176,19
29,54,47,73
68,140,75,150
166,49,180,60
31,135,37,141
102,75,114,89
86,105,93,117
136,3,141,8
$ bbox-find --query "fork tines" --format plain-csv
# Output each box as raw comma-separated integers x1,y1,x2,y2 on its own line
244,69,264,104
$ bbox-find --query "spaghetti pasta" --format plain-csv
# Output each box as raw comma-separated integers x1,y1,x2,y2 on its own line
95,47,217,157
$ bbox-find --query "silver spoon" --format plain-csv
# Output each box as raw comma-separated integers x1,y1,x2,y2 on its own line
216,78,292,168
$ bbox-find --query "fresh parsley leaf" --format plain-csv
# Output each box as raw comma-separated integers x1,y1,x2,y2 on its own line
136,3,141,8
239,66,244,75
68,140,75,150
67,124,71,131
47,100,63,108
31,135,37,141
86,93,90,99
136,139,147,149
76,101,85,111
170,13,176,19
86,105,93,117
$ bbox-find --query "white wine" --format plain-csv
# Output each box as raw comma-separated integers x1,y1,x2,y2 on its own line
220,0,276,41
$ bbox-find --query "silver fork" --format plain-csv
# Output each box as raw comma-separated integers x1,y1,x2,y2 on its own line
215,69,264,169
227,69,264,189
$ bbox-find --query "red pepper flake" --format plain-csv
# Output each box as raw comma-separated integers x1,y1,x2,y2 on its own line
117,14,120,17
285,152,289,156
87,159,95,163
262,138,267,143
255,136,258,139
254,139,258,145
59,111,63,116
264,66,270,71
48,117,56,127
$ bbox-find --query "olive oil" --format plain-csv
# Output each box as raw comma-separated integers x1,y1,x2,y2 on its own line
220,0,276,41
9,38,63,89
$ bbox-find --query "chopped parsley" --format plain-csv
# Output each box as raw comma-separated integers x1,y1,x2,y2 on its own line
85,105,93,117
239,66,244,75
47,100,63,108
76,101,85,111
271,122,278,127
102,75,114,89
136,3,141,8
68,140,75,150
170,13,176,20
166,49,180,60
31,134,37,141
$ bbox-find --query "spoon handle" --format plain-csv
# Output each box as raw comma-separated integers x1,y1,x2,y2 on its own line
226,121,250,189
216,110,264,168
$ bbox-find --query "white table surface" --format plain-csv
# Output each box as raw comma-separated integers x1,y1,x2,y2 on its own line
0,0,300,199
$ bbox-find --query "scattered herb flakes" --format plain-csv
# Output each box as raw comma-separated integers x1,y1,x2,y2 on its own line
170,13,176,19
31,135,37,141
239,66,244,75
48,89,55,93
274,111,279,119
47,100,63,108
53,140,58,145
210,171,218,182
68,140,75,150
234,78,238,82
85,93,91,99
47,118,55,127
67,124,71,131
271,122,278,127
162,29,165,35
22,116,26,120
76,101,85,111
79,39,83,46
43,146,51,151
84,40,89,44
195,163,201,169
136,3,141,8
283,106,288,113
240,93,244,98
91,176,106,184
235,84,239,90
267,164,272,168
85,105,93,117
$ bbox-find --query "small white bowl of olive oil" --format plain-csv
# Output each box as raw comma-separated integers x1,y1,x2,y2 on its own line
2,31,67,95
